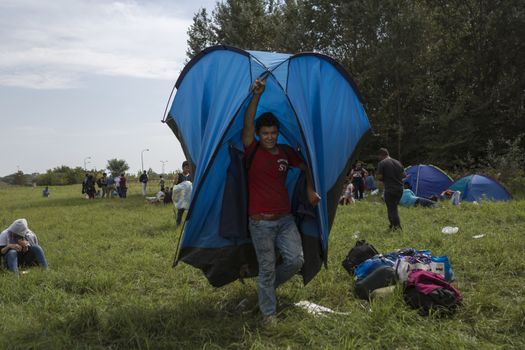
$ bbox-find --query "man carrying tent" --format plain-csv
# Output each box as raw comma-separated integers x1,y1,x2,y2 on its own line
376,148,405,231
242,79,320,323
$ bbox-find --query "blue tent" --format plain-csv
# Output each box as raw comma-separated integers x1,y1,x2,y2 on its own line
404,164,453,199
163,46,371,287
449,174,512,202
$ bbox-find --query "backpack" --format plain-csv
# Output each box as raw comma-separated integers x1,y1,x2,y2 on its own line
403,270,462,315
342,240,379,275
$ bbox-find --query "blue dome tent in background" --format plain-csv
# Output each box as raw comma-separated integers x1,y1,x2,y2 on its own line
449,174,512,202
404,164,453,199
163,46,371,287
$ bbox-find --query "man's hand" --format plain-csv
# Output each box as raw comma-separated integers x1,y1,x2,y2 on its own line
19,239,29,252
8,243,22,252
308,189,321,206
252,79,265,95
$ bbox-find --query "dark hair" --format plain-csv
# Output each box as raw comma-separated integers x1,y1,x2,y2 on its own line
378,148,389,157
255,112,279,132
182,161,189,168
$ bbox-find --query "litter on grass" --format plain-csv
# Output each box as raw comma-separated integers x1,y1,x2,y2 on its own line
442,226,459,234
472,234,485,239
295,300,350,316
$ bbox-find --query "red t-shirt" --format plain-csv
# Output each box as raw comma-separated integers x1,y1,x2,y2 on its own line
245,141,303,215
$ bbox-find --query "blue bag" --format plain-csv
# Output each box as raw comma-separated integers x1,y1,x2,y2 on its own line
354,256,395,280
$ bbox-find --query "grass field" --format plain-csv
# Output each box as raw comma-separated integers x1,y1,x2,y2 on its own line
0,183,523,349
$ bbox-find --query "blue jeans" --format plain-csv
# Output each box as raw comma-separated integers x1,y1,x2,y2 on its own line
249,215,304,316
4,245,48,273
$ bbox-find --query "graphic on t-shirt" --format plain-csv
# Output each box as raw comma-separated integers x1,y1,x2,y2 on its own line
277,158,288,172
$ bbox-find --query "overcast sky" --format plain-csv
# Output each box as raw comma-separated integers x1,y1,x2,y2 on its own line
0,0,217,176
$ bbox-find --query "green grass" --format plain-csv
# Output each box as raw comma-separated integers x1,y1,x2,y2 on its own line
0,184,523,349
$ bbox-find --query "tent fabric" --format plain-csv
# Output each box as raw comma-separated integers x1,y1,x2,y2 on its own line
164,45,371,287
449,174,512,202
404,165,453,199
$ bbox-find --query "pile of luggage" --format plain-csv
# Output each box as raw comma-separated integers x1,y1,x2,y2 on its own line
342,240,462,315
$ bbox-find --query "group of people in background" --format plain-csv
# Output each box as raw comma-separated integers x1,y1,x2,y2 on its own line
81,172,128,199
81,162,193,204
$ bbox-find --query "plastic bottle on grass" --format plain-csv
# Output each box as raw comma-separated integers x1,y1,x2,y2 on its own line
442,226,459,234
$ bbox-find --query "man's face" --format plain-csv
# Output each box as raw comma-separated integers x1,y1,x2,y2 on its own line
183,165,190,173
257,126,278,150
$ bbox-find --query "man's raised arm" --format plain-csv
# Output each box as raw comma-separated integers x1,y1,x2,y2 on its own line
242,79,265,147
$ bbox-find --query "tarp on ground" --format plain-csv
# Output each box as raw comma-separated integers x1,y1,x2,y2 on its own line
449,174,512,202
404,164,453,199
164,46,371,287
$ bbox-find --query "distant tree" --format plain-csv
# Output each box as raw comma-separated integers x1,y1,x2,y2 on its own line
186,8,217,59
14,171,24,186
107,159,129,177
212,0,280,51
35,166,85,186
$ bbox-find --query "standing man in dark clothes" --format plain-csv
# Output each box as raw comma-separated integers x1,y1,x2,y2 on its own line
376,148,405,231
175,161,192,225
119,173,128,198
139,170,149,196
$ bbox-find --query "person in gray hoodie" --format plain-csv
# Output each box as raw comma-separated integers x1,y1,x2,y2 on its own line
0,218,48,274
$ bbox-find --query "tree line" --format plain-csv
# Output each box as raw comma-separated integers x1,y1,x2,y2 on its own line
1,159,185,187
186,0,525,174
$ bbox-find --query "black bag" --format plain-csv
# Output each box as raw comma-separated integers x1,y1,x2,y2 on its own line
342,240,379,275
404,287,460,315
403,270,462,315
354,265,396,300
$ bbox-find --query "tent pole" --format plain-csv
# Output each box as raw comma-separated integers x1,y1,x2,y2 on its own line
415,165,421,196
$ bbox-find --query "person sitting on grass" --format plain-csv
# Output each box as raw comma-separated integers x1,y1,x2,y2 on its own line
400,183,437,208
0,218,48,275
42,186,50,197
145,190,166,204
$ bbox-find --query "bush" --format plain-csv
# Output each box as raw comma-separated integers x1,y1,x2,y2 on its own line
36,166,86,186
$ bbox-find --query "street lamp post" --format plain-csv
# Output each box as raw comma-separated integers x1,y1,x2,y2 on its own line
83,156,91,171
141,149,149,172
160,160,168,175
